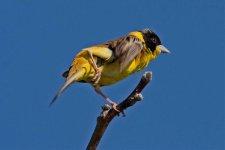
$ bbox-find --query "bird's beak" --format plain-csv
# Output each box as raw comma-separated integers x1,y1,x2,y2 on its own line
157,45,171,54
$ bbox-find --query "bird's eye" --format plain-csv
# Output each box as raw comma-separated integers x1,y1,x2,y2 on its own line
151,38,157,43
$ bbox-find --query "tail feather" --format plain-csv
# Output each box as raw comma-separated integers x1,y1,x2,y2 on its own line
49,74,77,107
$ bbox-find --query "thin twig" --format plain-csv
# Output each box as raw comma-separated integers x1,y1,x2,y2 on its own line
86,71,152,150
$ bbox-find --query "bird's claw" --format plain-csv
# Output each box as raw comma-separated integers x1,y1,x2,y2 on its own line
110,102,125,116
111,102,120,112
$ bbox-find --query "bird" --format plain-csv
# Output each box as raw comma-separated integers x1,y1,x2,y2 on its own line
49,28,170,109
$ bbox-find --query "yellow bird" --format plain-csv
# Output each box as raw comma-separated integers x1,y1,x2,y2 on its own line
50,29,170,109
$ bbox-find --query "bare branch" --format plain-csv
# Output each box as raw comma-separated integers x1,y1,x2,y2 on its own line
86,71,152,150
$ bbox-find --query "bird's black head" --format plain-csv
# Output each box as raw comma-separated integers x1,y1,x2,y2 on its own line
140,29,162,52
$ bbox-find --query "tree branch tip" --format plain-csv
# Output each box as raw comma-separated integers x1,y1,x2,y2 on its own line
143,71,152,81
134,93,143,101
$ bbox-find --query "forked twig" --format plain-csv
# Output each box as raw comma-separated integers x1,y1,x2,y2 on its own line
86,71,152,150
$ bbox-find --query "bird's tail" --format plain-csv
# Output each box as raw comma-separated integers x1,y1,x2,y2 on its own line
49,56,92,107
49,73,77,107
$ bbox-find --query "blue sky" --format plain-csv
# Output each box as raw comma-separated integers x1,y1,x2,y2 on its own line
0,0,224,150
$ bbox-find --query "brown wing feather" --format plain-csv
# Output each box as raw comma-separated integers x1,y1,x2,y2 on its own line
114,35,143,71
98,37,124,50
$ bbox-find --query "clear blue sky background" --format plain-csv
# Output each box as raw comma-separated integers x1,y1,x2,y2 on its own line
0,0,224,150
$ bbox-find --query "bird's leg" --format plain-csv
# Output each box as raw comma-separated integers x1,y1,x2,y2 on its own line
94,86,120,112
87,50,101,85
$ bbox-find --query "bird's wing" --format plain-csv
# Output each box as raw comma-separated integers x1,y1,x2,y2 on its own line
62,36,143,77
114,35,143,71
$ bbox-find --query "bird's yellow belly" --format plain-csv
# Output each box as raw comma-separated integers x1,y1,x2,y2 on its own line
98,53,151,86
98,62,129,86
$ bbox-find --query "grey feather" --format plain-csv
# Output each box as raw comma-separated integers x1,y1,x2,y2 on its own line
49,74,76,107
115,35,143,72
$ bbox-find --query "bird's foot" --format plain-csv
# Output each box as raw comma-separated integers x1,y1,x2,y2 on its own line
109,101,125,116
109,101,120,112
92,70,101,85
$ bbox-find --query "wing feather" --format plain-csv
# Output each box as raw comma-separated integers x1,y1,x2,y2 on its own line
115,35,143,71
